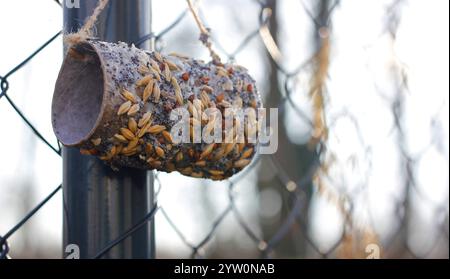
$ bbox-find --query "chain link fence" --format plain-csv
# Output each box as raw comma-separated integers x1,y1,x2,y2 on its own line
1,0,448,259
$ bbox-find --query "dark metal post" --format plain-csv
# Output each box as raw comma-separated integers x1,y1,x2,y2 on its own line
62,0,155,259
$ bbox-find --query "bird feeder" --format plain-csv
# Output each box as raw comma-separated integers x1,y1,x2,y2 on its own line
52,40,261,180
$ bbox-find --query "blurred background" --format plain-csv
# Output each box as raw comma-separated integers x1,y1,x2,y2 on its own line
0,0,448,258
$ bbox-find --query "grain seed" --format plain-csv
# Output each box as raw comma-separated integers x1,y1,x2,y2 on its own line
167,162,176,172
191,171,203,178
117,100,132,115
154,52,163,63
145,143,153,154
109,145,117,157
136,75,152,87
127,138,139,150
200,143,215,159
164,63,172,80
122,89,137,103
153,83,161,102
114,134,128,143
210,175,224,181
109,145,117,156
200,91,210,108
166,60,179,71
224,142,236,156
138,65,150,75
122,147,138,156
162,130,173,143
114,145,123,155
128,118,138,133
208,169,224,176
127,104,140,116
147,158,162,168
120,127,135,141
143,79,154,103
233,144,241,158
234,159,250,168
192,104,199,121
155,146,165,158
168,52,189,59
187,101,194,116
195,160,206,167
175,151,183,162
193,98,203,113
171,77,183,105
99,155,109,161
148,125,166,134
80,148,96,155
161,90,175,101
202,85,214,93
216,67,228,77
224,160,233,171
237,143,245,153
138,122,152,138
149,59,161,74
241,147,253,159
100,146,115,160
91,137,101,146
138,112,152,128
150,67,161,81
180,167,193,175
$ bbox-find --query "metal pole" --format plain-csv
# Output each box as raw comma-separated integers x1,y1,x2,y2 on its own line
62,0,155,259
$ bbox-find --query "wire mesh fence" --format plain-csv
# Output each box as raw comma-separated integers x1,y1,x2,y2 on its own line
0,0,448,259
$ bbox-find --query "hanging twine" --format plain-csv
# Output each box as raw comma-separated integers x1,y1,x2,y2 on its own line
186,0,222,65
64,0,110,46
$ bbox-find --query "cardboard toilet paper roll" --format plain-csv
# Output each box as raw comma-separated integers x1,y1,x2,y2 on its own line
52,40,261,180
